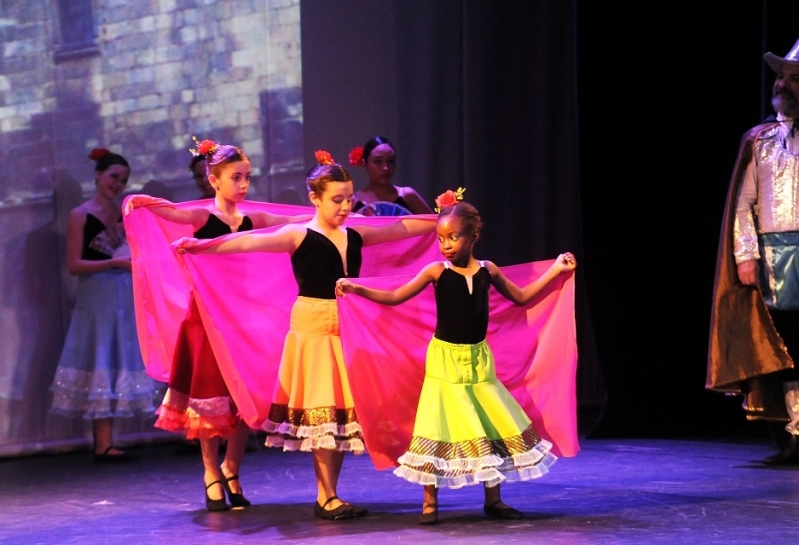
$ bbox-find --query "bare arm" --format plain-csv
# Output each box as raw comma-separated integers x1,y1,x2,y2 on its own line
249,210,314,229
123,195,207,226
355,216,436,246
336,262,441,305
179,223,306,255
65,209,131,275
488,252,577,305
398,187,434,214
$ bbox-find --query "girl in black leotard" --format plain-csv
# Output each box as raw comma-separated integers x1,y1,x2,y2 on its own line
50,149,158,464
124,141,308,511
177,150,436,521
336,195,576,525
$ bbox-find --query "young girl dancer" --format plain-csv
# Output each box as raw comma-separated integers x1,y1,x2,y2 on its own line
348,136,433,215
336,191,576,524
177,151,436,520
50,148,158,463
125,140,308,511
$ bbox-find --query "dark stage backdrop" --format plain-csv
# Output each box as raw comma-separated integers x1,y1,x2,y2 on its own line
303,0,799,440
578,0,799,438
301,0,603,430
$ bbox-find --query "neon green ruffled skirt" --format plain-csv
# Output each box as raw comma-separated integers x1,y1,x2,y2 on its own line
394,337,556,489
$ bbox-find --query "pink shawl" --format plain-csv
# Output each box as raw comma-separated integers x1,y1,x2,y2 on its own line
124,200,578,469
337,263,578,469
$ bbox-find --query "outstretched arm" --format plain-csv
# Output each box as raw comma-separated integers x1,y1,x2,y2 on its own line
123,194,207,225
249,210,313,229
489,252,577,305
336,262,442,305
355,215,437,246
177,223,305,255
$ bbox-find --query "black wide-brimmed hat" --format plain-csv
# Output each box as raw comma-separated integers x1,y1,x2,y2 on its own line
765,38,799,72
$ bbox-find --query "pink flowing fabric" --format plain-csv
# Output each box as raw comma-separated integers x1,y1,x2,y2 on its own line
338,264,579,470
124,199,441,425
123,200,316,382
125,199,578,470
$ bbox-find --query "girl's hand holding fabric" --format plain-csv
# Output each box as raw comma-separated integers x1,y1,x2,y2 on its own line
122,194,174,216
172,236,201,254
335,279,351,297
558,252,577,272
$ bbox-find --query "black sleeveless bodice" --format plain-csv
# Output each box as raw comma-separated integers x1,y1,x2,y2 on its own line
194,214,253,239
434,266,491,344
82,213,125,260
291,228,363,299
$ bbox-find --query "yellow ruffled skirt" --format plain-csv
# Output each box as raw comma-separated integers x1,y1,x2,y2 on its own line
263,297,364,453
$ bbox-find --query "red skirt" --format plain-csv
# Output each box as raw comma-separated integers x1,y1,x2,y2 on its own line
154,295,240,439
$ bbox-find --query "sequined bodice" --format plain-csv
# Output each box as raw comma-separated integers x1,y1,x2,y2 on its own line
750,127,799,233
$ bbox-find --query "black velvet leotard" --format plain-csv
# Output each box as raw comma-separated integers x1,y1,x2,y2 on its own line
434,265,491,345
290,228,363,299
193,214,253,239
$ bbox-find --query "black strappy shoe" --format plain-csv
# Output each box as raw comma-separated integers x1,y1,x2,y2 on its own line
205,480,230,512
93,446,138,464
314,496,354,520
483,500,523,520
220,473,251,509
419,502,439,525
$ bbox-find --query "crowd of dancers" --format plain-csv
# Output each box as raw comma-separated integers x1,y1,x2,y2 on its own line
48,136,578,524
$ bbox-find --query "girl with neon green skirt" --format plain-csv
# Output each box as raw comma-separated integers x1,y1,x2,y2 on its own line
336,191,577,524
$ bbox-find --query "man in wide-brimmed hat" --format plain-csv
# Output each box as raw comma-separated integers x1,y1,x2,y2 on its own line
708,38,799,465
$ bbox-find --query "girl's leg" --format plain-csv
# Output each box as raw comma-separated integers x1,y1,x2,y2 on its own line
93,418,114,454
201,437,225,501
313,448,345,508
483,483,523,519
312,448,369,518
422,484,438,513
484,482,502,506
220,424,250,494
419,484,439,524
92,418,136,462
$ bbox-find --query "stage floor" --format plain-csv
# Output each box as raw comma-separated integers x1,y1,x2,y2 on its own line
3,436,799,544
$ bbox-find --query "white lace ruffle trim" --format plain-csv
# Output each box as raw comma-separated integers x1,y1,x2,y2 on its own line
393,439,557,489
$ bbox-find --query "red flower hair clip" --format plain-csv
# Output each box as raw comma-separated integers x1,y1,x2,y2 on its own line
315,149,334,165
87,148,110,162
434,187,466,213
348,146,364,166
189,136,219,157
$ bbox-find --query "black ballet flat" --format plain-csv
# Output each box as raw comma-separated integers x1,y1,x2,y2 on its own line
419,502,439,525
314,496,354,521
347,503,368,517
483,500,523,520
205,480,230,512
221,473,251,509
93,446,138,464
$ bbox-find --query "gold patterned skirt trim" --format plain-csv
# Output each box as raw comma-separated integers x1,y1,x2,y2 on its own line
263,403,364,453
394,424,556,489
